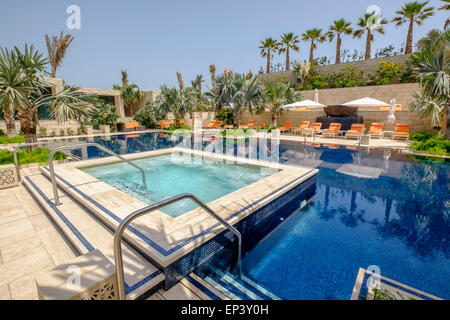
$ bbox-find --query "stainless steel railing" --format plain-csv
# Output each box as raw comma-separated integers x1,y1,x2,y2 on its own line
113,193,242,300
48,143,147,205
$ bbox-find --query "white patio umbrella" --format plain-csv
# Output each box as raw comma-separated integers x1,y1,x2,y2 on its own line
282,99,325,110
343,97,389,107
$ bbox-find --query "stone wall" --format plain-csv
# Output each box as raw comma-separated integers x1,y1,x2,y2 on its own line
134,90,161,112
256,55,411,86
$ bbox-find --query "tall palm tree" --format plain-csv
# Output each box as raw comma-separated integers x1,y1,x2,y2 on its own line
191,74,204,91
113,70,143,116
156,85,195,126
45,31,74,78
353,13,388,60
278,33,300,71
408,31,449,137
439,0,450,29
265,82,300,127
209,65,216,89
176,72,184,90
259,38,280,73
0,45,96,142
301,29,326,62
327,19,353,64
392,1,435,55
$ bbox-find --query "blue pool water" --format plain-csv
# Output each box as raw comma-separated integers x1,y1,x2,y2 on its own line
82,153,274,217
62,132,449,299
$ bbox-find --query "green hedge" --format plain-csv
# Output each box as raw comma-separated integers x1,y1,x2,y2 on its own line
0,148,66,165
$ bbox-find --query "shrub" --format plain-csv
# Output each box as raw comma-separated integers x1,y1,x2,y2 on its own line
376,61,403,81
410,134,450,156
0,136,25,144
0,129,5,136
38,127,47,136
0,148,66,165
410,132,434,142
59,129,65,136
133,101,162,129
215,107,234,125
66,128,74,136
91,103,120,131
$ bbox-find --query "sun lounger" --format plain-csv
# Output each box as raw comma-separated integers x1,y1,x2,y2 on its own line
291,121,310,135
302,123,322,137
392,124,409,140
239,120,256,129
345,124,365,140
278,122,293,133
322,123,342,138
159,120,171,130
367,123,384,139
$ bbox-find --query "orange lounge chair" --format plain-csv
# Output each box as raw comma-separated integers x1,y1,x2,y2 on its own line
345,124,365,140
240,120,256,129
367,123,384,139
120,121,145,132
322,123,342,138
159,120,171,130
302,123,322,137
225,120,242,129
291,121,310,135
202,121,223,129
258,122,267,129
278,122,293,133
393,123,409,140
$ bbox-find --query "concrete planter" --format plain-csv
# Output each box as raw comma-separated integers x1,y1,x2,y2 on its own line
100,125,110,134
83,125,94,135
0,163,19,190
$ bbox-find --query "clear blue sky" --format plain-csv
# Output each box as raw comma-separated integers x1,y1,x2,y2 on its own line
0,0,447,91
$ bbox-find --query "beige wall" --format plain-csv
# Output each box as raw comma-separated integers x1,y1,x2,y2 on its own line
239,83,433,135
134,90,161,112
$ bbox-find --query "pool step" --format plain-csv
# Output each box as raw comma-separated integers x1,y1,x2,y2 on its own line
23,173,165,300
200,271,280,300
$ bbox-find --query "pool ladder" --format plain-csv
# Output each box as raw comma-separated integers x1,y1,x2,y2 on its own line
46,143,242,300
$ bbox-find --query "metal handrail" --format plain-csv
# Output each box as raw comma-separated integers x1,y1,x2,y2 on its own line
14,142,52,183
48,143,147,205
113,193,242,300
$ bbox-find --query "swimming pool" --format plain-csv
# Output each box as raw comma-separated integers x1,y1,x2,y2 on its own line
82,153,276,217
65,132,449,299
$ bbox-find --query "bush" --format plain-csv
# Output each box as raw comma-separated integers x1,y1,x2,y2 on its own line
91,103,120,131
0,129,5,136
0,136,25,144
0,148,66,165
165,125,191,132
410,134,450,156
376,61,403,80
133,101,161,129
215,107,234,125
410,132,434,142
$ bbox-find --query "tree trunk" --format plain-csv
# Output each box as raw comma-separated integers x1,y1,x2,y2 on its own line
3,109,16,136
19,108,37,143
335,34,342,64
266,49,271,73
405,19,414,55
285,47,290,71
444,105,450,140
309,41,314,62
365,30,371,60
51,64,57,78
272,112,277,127
233,113,239,129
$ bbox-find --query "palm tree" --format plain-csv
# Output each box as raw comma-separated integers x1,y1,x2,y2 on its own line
259,38,279,73
439,0,450,29
0,45,96,143
176,71,184,90
293,61,311,87
209,65,216,89
191,75,204,91
392,1,435,55
301,29,326,63
155,85,195,126
408,31,449,137
45,31,74,78
353,13,388,60
265,82,300,127
207,72,264,127
113,70,143,116
327,19,353,64
279,33,300,71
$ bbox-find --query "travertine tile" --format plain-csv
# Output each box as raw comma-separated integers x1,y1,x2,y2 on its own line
0,237,44,263
0,207,27,226
50,249,77,266
0,219,34,241
8,277,39,300
0,284,10,300
29,213,54,232
37,228,72,256
0,248,54,286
